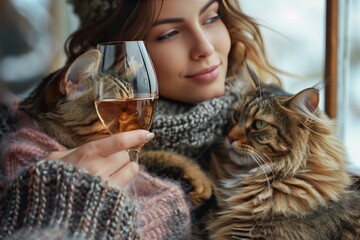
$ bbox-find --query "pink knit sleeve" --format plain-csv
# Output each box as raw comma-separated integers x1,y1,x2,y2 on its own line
1,127,66,187
135,169,191,239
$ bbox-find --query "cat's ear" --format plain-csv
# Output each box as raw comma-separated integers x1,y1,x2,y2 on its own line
61,49,101,100
287,88,319,117
235,62,259,95
245,62,261,90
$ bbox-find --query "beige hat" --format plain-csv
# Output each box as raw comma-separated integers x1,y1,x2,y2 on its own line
67,0,121,26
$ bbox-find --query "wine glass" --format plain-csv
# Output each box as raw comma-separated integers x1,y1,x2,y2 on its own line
94,41,158,162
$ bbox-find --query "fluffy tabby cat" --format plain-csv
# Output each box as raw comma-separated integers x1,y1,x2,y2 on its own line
205,79,360,239
17,49,212,207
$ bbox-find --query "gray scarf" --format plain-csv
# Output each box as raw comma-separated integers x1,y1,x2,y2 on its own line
147,90,238,160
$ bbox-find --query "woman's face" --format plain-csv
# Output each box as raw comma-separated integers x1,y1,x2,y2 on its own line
145,0,231,104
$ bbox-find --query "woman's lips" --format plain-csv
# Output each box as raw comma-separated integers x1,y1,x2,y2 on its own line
186,65,220,83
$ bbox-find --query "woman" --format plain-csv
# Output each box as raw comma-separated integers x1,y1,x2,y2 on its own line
0,0,281,239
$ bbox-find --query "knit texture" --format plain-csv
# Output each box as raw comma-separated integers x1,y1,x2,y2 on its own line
0,107,191,239
0,105,66,188
4,227,78,240
136,171,191,240
67,0,121,27
0,160,138,240
147,92,238,160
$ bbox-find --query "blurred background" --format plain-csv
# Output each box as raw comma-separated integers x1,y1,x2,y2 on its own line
0,0,359,169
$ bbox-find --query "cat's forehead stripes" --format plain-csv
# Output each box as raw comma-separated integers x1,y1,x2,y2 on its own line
248,102,259,118
245,117,253,129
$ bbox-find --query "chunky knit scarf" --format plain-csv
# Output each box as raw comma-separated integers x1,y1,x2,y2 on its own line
0,106,191,240
147,91,237,160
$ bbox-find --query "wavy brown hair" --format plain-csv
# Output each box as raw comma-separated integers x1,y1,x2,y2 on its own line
219,0,281,85
66,0,281,84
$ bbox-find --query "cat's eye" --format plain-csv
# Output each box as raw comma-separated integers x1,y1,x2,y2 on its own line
230,110,239,123
252,120,268,130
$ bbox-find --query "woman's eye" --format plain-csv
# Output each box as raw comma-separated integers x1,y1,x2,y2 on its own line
252,120,268,130
157,30,179,41
203,15,220,25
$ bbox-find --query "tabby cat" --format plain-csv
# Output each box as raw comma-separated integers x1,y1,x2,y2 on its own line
206,81,360,239
18,49,212,207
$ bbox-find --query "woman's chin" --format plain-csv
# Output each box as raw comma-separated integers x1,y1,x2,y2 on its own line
160,87,225,104
195,89,226,103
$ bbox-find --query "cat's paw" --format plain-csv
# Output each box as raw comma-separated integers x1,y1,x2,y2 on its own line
183,168,212,207
138,150,212,206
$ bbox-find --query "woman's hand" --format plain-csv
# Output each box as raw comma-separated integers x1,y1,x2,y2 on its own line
45,130,155,186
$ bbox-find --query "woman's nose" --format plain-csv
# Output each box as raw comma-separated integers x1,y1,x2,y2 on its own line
190,29,215,60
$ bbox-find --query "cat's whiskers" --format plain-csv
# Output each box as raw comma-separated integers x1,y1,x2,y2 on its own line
253,152,276,176
251,152,278,232
251,152,272,191
298,119,319,135
287,148,304,162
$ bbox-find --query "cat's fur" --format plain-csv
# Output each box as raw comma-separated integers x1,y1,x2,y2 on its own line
205,82,360,239
16,49,212,207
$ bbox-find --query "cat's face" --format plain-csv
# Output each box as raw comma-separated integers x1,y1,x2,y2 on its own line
227,86,320,169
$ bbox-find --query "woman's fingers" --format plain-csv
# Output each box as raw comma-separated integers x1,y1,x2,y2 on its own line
110,161,140,186
86,130,155,157
61,130,155,164
44,149,76,160
79,151,138,186
101,151,130,176
46,130,155,187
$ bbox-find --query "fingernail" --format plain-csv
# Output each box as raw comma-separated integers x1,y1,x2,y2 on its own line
145,132,155,141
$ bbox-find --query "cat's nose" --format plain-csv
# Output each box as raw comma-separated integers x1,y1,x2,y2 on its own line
227,135,236,143
227,126,244,143
228,134,246,144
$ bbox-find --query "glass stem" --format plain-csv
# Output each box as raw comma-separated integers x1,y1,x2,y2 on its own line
128,148,140,162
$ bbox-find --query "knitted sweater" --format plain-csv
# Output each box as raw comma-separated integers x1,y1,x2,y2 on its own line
1,160,139,240
0,106,191,240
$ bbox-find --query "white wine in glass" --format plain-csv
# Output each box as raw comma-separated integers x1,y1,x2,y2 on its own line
94,41,158,162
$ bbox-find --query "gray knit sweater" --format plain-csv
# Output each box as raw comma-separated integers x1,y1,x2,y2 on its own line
0,160,139,240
